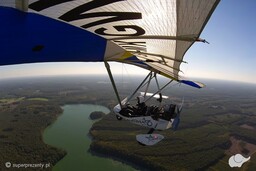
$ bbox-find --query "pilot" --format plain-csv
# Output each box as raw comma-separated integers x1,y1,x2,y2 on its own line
136,96,147,115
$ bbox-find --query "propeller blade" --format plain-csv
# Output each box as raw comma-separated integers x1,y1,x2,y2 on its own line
178,97,184,114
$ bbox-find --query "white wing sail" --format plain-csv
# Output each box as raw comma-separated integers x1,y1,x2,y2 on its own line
0,0,220,87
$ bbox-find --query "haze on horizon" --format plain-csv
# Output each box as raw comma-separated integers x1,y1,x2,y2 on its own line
0,0,255,84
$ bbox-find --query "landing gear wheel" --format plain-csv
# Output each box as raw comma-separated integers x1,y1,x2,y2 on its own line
116,115,122,120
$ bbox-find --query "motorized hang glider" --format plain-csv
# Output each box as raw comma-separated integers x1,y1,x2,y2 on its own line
0,0,220,145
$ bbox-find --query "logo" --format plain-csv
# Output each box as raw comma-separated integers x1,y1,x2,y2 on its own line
130,117,153,127
228,154,250,168
5,162,11,168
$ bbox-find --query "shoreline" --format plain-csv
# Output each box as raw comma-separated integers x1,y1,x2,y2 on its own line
0,99,66,170
86,116,149,171
40,105,67,168
43,104,139,171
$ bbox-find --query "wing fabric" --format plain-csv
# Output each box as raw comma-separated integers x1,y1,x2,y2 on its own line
102,0,220,82
0,0,220,87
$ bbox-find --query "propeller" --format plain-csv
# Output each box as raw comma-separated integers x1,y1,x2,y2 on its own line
177,97,184,114
172,97,184,131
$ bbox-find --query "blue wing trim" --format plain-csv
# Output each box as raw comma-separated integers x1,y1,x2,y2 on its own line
180,80,204,88
0,7,106,65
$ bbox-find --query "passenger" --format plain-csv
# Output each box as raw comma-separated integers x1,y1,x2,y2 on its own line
162,104,177,120
136,96,147,115
169,104,176,115
169,104,177,118
150,106,160,120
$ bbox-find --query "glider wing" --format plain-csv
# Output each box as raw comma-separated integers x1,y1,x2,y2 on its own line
0,0,220,88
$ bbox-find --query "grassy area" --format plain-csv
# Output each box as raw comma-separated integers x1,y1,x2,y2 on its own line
27,97,49,101
0,97,25,104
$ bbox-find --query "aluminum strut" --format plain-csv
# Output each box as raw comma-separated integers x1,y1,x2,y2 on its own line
125,71,152,105
143,73,153,98
154,73,163,103
104,61,122,108
154,73,161,91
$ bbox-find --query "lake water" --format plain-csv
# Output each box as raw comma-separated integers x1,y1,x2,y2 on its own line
43,104,136,171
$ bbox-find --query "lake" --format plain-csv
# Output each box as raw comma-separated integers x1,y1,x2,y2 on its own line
43,104,136,171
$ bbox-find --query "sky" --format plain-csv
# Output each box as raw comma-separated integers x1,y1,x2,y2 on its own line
182,0,256,84
0,0,256,84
